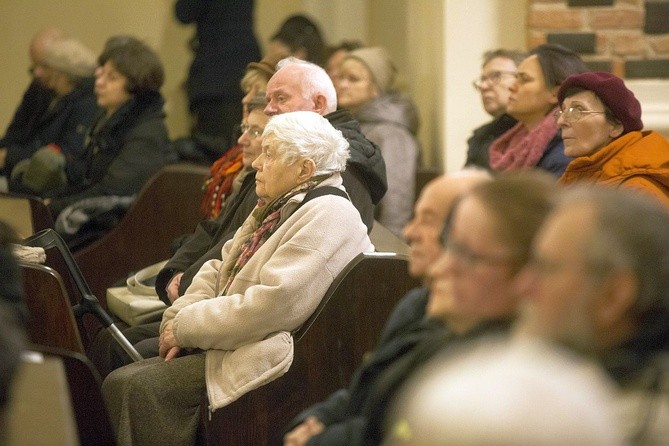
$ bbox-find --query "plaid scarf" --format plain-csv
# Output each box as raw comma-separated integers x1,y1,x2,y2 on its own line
221,176,328,294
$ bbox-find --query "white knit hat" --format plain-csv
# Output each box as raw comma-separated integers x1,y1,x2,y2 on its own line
43,37,96,78
346,46,397,93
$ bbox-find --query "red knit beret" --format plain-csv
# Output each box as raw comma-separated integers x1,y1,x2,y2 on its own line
558,72,643,134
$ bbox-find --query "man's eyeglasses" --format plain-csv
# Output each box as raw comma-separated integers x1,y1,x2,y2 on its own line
472,70,517,90
240,123,263,139
444,238,517,268
554,107,606,124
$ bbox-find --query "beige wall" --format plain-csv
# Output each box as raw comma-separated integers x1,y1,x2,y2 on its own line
0,0,528,172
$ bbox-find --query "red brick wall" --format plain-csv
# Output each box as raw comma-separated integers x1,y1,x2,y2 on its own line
528,0,669,78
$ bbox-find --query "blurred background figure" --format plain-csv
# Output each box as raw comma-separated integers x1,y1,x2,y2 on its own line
514,185,669,445
383,339,624,446
337,46,420,237
556,71,669,207
488,44,587,177
465,48,526,170
174,0,261,160
267,14,326,67
0,221,27,444
48,36,175,250
324,39,363,90
1,27,65,175
7,37,98,195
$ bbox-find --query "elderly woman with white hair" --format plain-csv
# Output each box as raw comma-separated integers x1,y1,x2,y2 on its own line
102,110,374,446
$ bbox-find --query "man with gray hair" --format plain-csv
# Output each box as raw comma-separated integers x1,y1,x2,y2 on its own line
515,185,669,444
1,30,98,185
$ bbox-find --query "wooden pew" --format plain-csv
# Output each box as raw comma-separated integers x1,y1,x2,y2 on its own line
198,252,421,445
72,163,208,304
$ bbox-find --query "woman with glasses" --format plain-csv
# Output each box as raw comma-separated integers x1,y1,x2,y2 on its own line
556,71,669,207
488,44,587,176
465,48,526,169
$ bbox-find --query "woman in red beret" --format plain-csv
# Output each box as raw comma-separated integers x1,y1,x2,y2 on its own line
556,71,669,207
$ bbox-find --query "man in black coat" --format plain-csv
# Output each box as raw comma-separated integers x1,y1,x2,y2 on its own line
104,58,387,371
1,27,64,175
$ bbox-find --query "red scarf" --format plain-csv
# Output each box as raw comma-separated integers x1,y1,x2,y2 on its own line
489,108,559,171
200,145,244,219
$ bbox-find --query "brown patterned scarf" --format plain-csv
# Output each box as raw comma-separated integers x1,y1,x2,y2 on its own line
221,175,329,294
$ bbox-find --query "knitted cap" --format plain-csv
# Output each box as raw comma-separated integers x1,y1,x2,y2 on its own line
43,37,96,78
346,47,397,93
558,71,643,134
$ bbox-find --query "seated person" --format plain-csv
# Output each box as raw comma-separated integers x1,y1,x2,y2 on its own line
284,171,557,446
4,36,98,191
0,221,27,440
102,111,375,445
267,14,326,66
46,36,175,249
337,46,420,237
488,44,587,176
556,71,669,206
515,185,669,444
1,27,64,175
465,48,526,169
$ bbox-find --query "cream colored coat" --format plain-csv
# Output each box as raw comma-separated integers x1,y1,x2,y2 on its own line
161,175,374,411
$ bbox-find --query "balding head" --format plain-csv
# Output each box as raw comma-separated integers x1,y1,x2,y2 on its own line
403,168,491,280
264,57,337,116
30,27,65,65
29,27,66,85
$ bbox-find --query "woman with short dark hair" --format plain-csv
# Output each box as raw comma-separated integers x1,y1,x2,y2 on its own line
48,36,175,249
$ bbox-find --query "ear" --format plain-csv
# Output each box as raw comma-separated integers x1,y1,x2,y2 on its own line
596,270,638,328
547,86,559,106
609,121,624,139
313,94,328,114
299,158,316,181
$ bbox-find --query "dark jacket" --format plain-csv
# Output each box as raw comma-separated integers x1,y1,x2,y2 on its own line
49,92,174,216
154,110,387,303
536,133,571,177
175,0,260,104
3,78,98,177
1,80,52,149
285,286,513,446
464,113,517,169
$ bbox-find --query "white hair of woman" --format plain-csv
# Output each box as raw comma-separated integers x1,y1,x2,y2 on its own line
263,111,350,176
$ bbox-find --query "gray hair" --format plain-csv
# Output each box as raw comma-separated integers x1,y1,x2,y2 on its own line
276,57,337,113
262,111,349,175
558,186,669,322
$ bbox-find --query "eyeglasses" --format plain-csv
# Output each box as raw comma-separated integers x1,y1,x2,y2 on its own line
472,70,517,90
554,107,606,124
445,238,517,268
240,123,263,139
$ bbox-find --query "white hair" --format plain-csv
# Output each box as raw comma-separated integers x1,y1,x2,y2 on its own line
276,57,337,113
262,111,349,174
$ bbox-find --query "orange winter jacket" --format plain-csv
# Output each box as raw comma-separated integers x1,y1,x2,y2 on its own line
559,130,669,207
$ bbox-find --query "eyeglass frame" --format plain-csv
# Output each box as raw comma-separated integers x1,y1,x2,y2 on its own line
444,238,519,268
472,70,517,91
554,107,606,125
240,123,263,139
